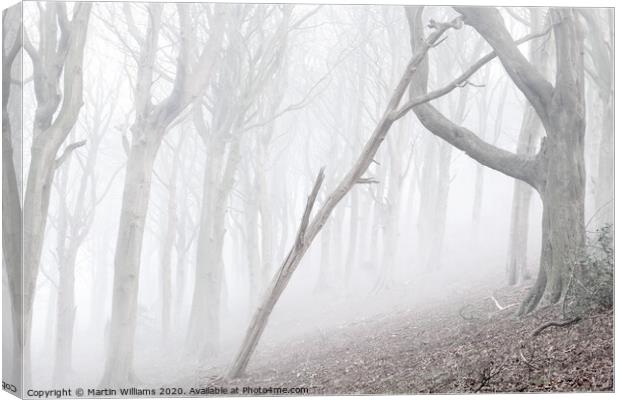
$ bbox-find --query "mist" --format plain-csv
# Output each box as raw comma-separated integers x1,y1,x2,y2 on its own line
2,2,613,395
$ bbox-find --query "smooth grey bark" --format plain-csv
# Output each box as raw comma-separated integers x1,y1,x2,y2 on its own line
21,4,92,384
408,6,586,314
506,9,551,286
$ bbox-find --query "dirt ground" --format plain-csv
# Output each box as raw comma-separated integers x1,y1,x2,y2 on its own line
209,284,613,394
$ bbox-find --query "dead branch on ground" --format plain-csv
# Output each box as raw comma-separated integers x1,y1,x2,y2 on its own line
531,317,581,337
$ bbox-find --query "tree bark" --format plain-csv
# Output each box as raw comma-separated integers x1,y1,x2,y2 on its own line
506,8,549,285
21,4,92,384
102,132,162,385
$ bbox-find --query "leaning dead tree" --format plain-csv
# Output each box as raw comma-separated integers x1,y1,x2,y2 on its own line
225,13,551,378
20,3,92,383
408,7,586,315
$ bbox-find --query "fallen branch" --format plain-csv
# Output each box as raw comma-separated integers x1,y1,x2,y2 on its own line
356,177,380,184
531,317,581,337
488,295,518,311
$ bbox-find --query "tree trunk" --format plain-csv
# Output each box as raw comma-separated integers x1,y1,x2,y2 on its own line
519,118,586,314
160,143,180,346
595,100,613,224
187,136,241,357
245,175,261,309
53,246,78,383
506,8,548,285
416,137,438,271
344,189,359,282
101,130,162,385
315,216,332,291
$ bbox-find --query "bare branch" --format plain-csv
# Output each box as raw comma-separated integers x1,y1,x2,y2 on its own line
54,140,87,169
454,7,554,122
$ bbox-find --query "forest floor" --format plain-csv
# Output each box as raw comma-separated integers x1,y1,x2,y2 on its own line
204,283,613,394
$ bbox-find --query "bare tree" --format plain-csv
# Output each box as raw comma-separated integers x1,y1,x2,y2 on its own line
19,3,92,383
580,9,613,225
50,73,120,382
186,4,294,358
407,6,587,315
102,3,224,385
506,8,551,286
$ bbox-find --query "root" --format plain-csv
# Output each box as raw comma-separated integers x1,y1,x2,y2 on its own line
518,278,546,316
531,317,581,337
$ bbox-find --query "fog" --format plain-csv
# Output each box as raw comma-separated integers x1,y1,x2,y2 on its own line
2,2,612,393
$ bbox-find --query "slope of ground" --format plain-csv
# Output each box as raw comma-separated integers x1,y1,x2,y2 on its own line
212,284,613,394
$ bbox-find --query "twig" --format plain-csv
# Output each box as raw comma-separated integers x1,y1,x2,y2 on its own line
55,140,87,169
474,360,506,392
356,177,380,185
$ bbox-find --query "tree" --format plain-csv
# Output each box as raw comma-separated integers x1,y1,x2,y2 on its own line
2,4,23,389
407,6,586,315
20,3,92,383
187,4,296,358
506,8,551,285
102,3,224,385
50,72,120,382
580,9,613,226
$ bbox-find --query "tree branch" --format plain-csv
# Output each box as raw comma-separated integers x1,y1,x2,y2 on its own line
393,24,552,121
55,140,87,169
454,7,554,123
407,7,539,188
